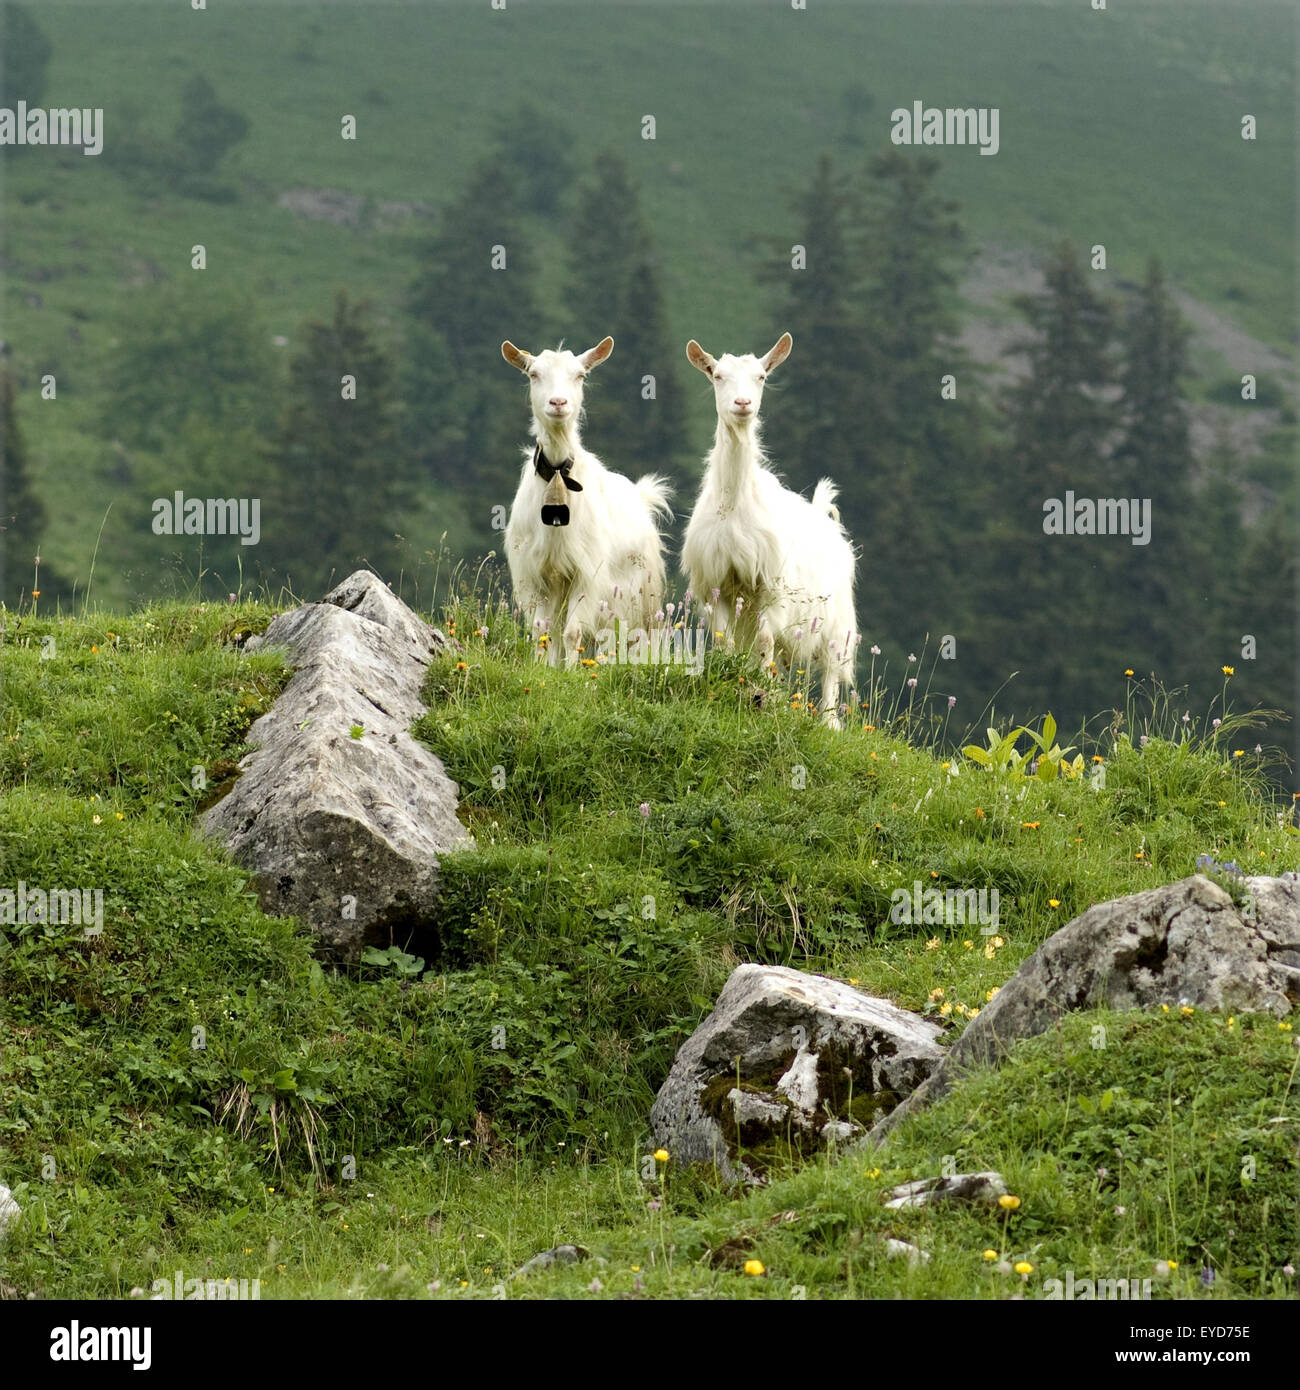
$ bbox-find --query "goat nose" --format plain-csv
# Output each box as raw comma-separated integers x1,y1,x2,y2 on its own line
549,396,568,409
734,398,752,409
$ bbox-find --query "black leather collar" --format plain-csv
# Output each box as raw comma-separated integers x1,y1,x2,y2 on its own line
533,443,584,492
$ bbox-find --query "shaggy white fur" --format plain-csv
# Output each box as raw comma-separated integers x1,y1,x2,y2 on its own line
680,332,858,726
502,337,672,667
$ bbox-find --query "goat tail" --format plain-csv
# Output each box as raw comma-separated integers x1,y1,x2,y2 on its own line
812,477,841,522
636,474,675,524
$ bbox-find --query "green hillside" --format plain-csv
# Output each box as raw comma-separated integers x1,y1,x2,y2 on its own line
1,590,1296,1299
4,0,1295,609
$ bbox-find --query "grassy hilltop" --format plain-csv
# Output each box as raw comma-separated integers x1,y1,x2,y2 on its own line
1,587,1296,1299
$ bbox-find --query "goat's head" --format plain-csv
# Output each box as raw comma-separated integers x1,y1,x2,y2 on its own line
502,337,614,429
686,333,792,428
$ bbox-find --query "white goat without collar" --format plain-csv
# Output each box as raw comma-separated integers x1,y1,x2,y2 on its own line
680,331,859,727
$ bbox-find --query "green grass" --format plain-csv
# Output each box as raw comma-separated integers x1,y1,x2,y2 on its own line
0,588,1296,1298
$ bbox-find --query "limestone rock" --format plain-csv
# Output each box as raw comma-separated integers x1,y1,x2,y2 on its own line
649,964,945,1183
512,1244,588,1280
869,874,1300,1144
882,1238,930,1265
882,1171,1007,1209
0,1184,20,1238
201,570,472,962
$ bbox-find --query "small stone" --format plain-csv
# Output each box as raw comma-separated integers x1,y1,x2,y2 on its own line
0,1184,20,1238
511,1244,589,1280
883,1238,930,1265
882,1171,1008,1209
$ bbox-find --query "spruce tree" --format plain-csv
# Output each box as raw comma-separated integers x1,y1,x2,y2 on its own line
566,152,687,485
174,75,250,177
269,292,405,591
862,149,965,435
1113,258,1203,682
103,286,275,452
762,152,978,663
1005,241,1114,495
759,154,867,503
490,102,577,218
858,151,974,654
0,365,67,605
0,4,52,109
406,158,542,553
985,241,1119,722
1231,498,1298,774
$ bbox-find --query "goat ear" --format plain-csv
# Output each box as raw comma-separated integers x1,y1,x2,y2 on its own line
502,341,532,373
686,340,715,376
762,333,793,372
577,336,614,370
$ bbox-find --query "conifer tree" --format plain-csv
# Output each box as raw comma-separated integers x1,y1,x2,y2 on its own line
1231,498,1298,772
858,151,975,652
103,287,275,452
566,152,687,485
491,102,577,218
763,152,978,660
0,365,68,605
862,149,965,437
0,3,52,110
1113,258,1204,681
406,158,542,552
269,292,405,591
984,241,1119,720
759,154,866,500
175,75,249,176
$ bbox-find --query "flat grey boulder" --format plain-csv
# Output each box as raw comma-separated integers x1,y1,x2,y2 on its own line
201,570,471,962
649,964,945,1183
869,873,1300,1144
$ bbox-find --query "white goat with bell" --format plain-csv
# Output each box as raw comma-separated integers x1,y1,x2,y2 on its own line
502,337,672,666
680,332,858,726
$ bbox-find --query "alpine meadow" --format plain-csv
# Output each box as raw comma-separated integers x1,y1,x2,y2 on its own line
1,0,1297,1349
